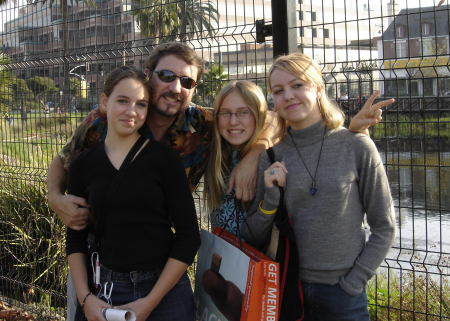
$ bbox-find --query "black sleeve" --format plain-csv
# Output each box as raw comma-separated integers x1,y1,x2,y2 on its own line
65,153,89,257
160,147,201,265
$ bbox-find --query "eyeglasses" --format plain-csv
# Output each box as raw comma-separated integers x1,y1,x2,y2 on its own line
216,110,254,119
152,70,197,89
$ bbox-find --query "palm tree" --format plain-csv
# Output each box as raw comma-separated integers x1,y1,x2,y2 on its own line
196,63,228,105
177,0,219,43
133,0,179,44
133,0,219,43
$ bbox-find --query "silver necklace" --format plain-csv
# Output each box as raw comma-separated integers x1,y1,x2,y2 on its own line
288,127,327,196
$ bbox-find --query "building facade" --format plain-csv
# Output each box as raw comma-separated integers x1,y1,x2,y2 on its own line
378,5,450,97
1,0,144,96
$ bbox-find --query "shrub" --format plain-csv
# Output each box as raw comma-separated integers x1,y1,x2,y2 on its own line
0,164,67,314
367,268,450,320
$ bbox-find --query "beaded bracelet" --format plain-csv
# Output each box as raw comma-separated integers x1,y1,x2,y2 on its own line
259,200,278,215
81,292,92,312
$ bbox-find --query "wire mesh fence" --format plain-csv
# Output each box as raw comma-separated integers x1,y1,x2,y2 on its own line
0,0,449,320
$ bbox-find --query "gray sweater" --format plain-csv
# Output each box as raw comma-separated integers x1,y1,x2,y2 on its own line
242,120,396,296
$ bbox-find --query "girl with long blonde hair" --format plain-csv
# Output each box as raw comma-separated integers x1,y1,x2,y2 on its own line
242,52,396,320
204,73,384,239
204,80,268,237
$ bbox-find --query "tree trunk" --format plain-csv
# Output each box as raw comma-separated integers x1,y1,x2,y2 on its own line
180,2,187,43
121,0,126,65
62,0,70,110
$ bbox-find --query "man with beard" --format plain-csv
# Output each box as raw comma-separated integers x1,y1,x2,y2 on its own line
47,42,277,321
47,42,381,320
48,42,268,231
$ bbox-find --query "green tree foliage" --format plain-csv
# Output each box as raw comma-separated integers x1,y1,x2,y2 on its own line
70,78,81,97
134,0,179,43
11,78,34,100
0,54,15,116
195,63,228,106
26,76,57,106
134,0,218,43
178,0,219,42
26,76,57,95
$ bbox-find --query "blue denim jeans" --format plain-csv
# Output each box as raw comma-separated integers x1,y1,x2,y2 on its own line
301,281,370,321
96,265,196,321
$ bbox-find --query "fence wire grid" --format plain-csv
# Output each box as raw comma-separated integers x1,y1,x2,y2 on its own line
0,0,449,320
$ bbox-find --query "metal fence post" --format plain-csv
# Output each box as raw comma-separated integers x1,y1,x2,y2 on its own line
271,0,298,57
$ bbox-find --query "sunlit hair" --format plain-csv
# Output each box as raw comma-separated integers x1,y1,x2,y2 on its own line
103,65,151,98
204,80,267,212
268,52,344,138
145,42,206,83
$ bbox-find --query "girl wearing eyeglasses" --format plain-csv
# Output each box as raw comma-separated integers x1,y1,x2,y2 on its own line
204,80,268,238
204,78,391,240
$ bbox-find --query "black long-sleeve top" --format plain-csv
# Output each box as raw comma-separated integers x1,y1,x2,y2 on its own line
66,139,201,272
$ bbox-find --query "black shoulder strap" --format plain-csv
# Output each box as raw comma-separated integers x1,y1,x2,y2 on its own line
265,147,285,218
267,147,276,165
94,135,147,244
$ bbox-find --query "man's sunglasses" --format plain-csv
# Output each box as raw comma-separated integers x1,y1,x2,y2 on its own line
153,70,197,89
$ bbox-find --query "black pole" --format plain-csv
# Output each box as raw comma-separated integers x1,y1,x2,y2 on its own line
271,0,298,58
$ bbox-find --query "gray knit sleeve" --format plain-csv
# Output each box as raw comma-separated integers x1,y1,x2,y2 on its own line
242,151,279,248
339,136,396,296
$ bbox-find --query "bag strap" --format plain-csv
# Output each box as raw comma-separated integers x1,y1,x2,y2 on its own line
264,148,285,260
266,147,276,164
94,135,148,244
266,148,286,215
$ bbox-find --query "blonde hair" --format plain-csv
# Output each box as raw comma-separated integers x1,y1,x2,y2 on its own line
205,80,267,212
268,52,344,138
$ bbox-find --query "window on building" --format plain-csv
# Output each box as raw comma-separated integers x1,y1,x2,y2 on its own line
396,25,405,37
299,11,303,20
411,80,419,96
323,28,329,38
298,27,304,37
422,39,433,55
306,11,317,21
396,41,406,58
423,78,435,96
298,0,303,3
385,79,409,96
422,23,431,35
306,28,317,38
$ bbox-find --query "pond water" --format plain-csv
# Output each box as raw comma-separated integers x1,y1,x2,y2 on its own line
374,136,450,272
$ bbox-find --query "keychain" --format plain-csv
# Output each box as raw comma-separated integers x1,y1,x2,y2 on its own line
98,281,114,306
91,252,100,288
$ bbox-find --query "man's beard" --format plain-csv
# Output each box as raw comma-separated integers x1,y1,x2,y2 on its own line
151,91,184,118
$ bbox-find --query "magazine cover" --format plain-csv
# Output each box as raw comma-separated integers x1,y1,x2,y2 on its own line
195,229,250,321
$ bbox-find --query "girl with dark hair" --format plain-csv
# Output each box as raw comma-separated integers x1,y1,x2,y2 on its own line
66,65,200,321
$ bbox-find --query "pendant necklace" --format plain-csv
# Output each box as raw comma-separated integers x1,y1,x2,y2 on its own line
289,126,327,196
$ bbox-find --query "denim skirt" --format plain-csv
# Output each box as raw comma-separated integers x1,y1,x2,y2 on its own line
96,265,196,321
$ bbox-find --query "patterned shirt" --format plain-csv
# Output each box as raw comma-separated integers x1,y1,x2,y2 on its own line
210,148,247,238
59,104,212,191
